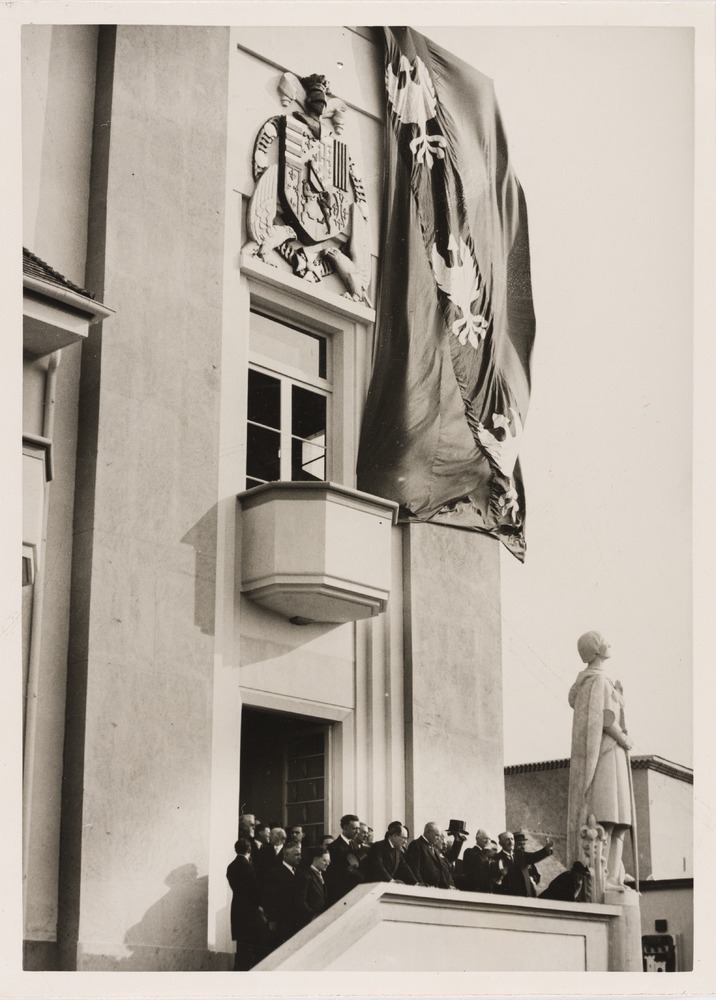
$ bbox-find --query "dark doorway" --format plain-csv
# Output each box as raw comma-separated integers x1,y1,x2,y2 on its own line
239,708,329,847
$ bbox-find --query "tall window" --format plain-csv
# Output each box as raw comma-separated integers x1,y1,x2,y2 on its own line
246,311,331,489
285,730,327,846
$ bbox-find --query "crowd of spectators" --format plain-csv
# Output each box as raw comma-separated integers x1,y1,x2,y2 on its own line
226,812,586,970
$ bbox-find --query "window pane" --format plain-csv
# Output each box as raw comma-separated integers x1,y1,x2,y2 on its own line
286,778,324,804
287,733,325,758
302,801,324,824
292,439,325,482
251,312,327,380
247,424,280,482
245,477,263,490
292,386,326,440
287,755,324,780
247,368,280,429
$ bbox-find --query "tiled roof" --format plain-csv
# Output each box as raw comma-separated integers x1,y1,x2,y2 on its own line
504,758,570,774
505,755,693,784
23,247,94,300
631,755,693,784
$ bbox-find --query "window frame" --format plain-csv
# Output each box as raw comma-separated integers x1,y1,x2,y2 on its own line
246,311,333,486
242,277,370,490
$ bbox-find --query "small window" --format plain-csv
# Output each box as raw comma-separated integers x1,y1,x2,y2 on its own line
246,311,331,489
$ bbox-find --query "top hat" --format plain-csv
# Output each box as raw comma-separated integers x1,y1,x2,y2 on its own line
447,819,470,836
513,829,528,841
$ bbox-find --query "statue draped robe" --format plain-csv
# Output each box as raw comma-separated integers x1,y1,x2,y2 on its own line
566,668,635,870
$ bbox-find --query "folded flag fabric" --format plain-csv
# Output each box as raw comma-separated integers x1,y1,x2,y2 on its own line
356,26,536,560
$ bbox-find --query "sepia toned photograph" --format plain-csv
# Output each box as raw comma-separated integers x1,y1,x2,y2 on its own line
6,2,713,994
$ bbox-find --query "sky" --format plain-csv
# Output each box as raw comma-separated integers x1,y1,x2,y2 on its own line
422,25,694,768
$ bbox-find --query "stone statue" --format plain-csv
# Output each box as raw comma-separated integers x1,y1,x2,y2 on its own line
566,631,637,895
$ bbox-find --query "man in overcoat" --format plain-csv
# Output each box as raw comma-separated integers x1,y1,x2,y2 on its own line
364,822,418,884
494,831,554,896
325,813,365,904
405,822,455,888
461,829,503,893
226,837,266,970
263,841,302,947
294,846,331,928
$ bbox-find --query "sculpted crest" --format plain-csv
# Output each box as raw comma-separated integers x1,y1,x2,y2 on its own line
244,72,372,305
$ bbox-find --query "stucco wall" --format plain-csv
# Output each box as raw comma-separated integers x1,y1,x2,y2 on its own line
405,525,506,839
646,769,693,878
256,881,618,972
21,24,98,961
62,25,230,971
639,881,693,971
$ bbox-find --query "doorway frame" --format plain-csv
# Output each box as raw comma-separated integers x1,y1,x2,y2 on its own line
239,688,354,841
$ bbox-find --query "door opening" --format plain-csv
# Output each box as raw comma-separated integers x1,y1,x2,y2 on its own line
239,707,330,847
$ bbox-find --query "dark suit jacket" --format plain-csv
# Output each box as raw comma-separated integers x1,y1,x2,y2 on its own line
256,843,282,885
294,866,327,928
539,869,586,902
496,845,552,896
405,837,454,888
461,845,502,893
263,862,299,944
226,854,263,942
325,836,365,904
364,839,418,884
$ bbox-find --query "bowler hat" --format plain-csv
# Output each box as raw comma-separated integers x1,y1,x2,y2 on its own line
447,819,470,836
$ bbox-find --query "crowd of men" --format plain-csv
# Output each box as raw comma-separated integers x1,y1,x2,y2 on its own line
227,813,590,970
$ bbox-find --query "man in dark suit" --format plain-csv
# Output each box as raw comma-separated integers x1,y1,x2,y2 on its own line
239,813,262,868
539,862,590,902
295,846,330,929
352,822,370,866
405,822,456,888
325,813,365,904
494,831,554,896
461,828,504,893
256,824,286,886
364,822,418,884
514,830,542,894
263,841,302,948
444,819,470,875
226,837,266,970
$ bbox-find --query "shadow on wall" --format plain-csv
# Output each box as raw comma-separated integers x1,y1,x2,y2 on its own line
181,507,218,637
239,595,342,667
82,864,229,971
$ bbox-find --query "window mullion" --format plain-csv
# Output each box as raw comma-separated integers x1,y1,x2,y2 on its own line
280,378,292,481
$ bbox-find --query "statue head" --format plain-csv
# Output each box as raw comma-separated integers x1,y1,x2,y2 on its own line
300,73,330,117
577,630,611,664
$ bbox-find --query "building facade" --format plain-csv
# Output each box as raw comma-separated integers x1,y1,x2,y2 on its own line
22,25,508,971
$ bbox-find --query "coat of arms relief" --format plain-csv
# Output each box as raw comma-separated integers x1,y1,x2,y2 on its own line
243,72,372,305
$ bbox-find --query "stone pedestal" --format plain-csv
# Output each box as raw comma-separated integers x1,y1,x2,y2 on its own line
605,887,643,971
402,523,505,839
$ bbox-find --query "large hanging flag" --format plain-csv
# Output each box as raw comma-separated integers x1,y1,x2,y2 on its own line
356,27,536,560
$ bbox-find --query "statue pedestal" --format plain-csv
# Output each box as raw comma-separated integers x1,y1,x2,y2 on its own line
605,887,642,971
